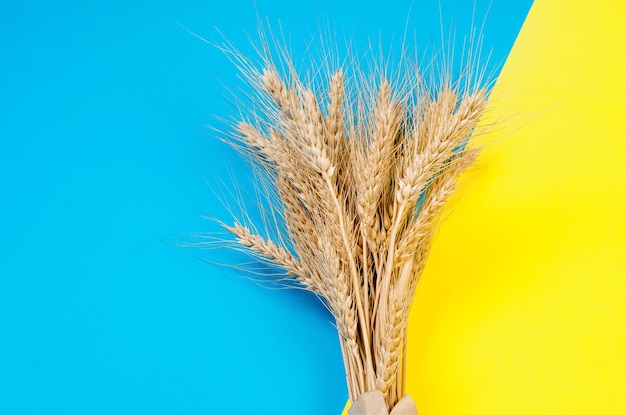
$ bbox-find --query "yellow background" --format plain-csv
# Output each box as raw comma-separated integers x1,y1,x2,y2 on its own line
347,0,626,413
407,0,626,413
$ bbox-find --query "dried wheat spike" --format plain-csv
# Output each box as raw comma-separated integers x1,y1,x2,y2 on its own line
221,39,493,408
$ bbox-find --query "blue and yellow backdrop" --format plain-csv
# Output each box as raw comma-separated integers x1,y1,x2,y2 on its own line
1,1,625,414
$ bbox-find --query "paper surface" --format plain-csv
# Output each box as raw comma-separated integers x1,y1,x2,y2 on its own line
403,0,626,414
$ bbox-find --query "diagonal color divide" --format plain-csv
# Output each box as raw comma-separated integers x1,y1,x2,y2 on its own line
404,0,626,414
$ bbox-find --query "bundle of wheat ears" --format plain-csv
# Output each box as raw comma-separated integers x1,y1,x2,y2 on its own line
220,41,491,414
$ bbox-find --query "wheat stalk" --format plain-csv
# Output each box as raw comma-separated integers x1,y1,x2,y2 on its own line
218,39,493,411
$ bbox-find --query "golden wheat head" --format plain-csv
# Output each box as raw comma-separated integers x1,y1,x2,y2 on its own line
219,32,494,409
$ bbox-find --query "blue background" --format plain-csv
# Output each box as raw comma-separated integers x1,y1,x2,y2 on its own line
0,1,532,414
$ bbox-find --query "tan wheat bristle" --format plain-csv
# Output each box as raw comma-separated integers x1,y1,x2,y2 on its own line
218,32,496,412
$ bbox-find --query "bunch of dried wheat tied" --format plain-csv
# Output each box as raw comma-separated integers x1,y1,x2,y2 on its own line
223,51,490,411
